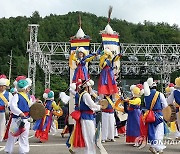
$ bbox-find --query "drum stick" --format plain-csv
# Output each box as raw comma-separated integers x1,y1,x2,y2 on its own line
64,87,70,93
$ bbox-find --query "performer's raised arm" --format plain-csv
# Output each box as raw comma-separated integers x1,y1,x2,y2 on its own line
84,53,97,62
112,53,122,63
99,54,109,69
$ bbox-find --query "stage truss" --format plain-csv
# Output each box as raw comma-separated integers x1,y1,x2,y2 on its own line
27,24,180,94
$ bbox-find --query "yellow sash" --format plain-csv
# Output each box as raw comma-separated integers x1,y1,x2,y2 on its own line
150,91,160,110
0,92,8,105
105,96,115,108
19,92,30,105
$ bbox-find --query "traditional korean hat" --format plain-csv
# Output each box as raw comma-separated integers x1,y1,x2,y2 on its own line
147,77,157,88
17,79,29,90
0,78,7,86
81,79,94,88
0,74,9,86
175,77,180,88
130,84,144,97
76,47,88,56
13,76,26,88
165,83,175,95
16,76,32,91
43,88,54,100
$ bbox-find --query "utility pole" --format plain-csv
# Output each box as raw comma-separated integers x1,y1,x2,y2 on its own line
8,50,12,82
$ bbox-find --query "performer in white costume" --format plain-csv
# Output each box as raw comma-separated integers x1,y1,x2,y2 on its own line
5,76,33,154
144,78,168,154
101,95,116,143
167,77,180,140
164,83,175,140
70,80,101,154
0,74,13,142
80,81,101,154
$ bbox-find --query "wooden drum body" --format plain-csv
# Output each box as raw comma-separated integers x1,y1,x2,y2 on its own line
30,103,46,120
162,104,177,122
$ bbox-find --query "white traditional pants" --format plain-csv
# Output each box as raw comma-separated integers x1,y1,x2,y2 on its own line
81,119,96,154
4,118,30,154
175,112,180,138
0,112,6,142
102,112,115,141
151,117,166,151
50,119,57,135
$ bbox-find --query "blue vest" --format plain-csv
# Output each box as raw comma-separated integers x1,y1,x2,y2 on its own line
13,93,30,118
174,90,180,105
45,100,53,111
144,89,162,111
80,92,94,120
0,91,9,112
80,95,91,112
75,93,80,110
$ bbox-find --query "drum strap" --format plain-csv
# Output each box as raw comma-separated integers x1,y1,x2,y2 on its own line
105,96,115,108
0,93,8,105
150,91,160,110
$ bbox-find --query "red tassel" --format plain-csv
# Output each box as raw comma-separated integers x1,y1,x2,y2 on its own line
11,127,26,137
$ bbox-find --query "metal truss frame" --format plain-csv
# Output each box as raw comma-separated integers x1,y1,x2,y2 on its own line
27,24,180,94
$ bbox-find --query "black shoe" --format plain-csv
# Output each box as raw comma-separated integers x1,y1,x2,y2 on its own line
110,139,116,142
61,133,64,138
69,149,75,154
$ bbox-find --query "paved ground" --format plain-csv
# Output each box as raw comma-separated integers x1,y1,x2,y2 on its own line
0,130,179,154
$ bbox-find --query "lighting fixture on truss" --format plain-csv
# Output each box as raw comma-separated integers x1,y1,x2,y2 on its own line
155,66,161,73
121,66,128,75
153,56,162,62
128,66,138,75
145,54,153,61
140,66,147,74
128,55,138,62
170,54,179,61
